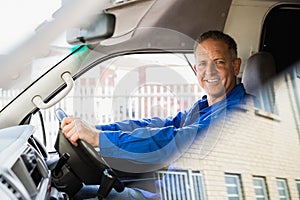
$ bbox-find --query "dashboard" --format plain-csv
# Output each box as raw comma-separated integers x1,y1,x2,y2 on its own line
0,125,51,199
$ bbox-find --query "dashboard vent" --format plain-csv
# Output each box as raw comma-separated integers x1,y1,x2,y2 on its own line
0,174,22,199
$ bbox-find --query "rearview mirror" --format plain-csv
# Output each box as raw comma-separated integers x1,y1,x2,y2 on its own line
66,13,115,45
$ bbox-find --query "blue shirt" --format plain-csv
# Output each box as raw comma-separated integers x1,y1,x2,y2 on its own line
96,83,247,165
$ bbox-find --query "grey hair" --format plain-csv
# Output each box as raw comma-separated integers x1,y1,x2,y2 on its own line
194,30,238,60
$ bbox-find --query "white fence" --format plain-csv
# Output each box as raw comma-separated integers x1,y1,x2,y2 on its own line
0,89,21,109
1,83,203,150
156,170,206,200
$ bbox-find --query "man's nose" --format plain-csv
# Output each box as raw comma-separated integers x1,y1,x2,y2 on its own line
205,61,217,75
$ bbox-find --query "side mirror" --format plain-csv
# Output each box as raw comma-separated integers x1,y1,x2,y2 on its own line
66,13,115,45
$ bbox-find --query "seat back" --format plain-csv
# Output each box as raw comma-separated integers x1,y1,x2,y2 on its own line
242,52,276,96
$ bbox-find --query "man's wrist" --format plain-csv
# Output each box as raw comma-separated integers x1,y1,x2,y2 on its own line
95,130,101,147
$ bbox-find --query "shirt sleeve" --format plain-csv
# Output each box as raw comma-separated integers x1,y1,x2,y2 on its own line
95,111,189,164
99,121,200,165
96,110,187,131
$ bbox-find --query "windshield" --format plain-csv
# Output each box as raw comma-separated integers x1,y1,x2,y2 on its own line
0,1,61,54
0,0,66,110
0,0,109,111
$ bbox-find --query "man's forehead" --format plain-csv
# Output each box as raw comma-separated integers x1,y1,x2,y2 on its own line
195,46,225,58
195,41,230,58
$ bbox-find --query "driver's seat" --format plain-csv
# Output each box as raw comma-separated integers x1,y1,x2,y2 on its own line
242,51,276,97
241,51,277,113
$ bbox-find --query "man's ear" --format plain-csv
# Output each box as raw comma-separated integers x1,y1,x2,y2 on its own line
193,65,197,73
234,58,241,76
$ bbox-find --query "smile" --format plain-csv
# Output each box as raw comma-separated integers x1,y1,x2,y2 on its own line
207,79,219,82
204,78,220,83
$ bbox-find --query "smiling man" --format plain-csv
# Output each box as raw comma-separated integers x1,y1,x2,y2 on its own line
194,30,242,106
61,30,247,199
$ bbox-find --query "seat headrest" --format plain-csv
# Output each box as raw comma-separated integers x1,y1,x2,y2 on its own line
242,52,276,96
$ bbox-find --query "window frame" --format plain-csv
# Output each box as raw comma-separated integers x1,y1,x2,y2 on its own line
258,4,300,117
276,178,290,200
253,176,269,200
224,173,243,200
31,51,201,151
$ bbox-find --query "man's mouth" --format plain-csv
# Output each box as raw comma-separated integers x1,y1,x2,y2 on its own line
204,78,220,83
207,79,219,83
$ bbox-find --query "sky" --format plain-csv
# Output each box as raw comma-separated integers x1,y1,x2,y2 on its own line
0,0,61,54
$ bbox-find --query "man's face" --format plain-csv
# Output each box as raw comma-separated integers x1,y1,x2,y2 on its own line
194,39,241,105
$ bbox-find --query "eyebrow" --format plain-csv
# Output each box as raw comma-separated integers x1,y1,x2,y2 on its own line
197,57,226,62
213,57,226,61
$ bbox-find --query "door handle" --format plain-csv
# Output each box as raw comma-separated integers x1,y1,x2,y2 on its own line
32,72,74,109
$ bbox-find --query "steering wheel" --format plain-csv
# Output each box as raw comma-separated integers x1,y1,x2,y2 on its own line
53,108,124,198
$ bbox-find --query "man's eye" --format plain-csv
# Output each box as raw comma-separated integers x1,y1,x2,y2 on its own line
198,62,207,67
215,60,225,66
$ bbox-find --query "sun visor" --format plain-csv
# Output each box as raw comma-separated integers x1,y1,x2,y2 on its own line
95,0,232,51
66,13,116,45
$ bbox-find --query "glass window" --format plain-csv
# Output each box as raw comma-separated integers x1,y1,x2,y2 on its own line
156,170,206,200
225,174,243,200
289,68,300,140
32,52,201,151
276,178,290,200
0,0,63,111
259,4,300,116
254,84,278,115
296,180,300,199
253,177,268,200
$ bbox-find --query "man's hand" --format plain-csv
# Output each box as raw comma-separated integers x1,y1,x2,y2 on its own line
61,117,99,147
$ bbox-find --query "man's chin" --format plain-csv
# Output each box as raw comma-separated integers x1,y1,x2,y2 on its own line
205,89,226,100
205,85,225,95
